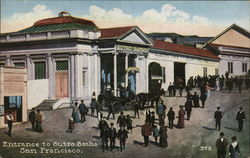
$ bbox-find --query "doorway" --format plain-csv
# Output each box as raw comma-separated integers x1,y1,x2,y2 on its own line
148,62,162,93
174,62,186,84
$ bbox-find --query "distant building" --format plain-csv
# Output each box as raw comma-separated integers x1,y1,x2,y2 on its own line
203,24,250,77
148,33,213,48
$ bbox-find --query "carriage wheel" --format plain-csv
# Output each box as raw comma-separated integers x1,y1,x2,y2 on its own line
112,101,123,113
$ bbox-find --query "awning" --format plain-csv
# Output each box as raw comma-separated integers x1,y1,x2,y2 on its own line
126,67,139,73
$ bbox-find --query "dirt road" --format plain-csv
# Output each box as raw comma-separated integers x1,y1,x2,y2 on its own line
0,88,249,158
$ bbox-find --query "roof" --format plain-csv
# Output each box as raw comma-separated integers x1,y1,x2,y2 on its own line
203,24,250,48
208,43,250,51
34,16,97,27
153,40,219,60
99,26,135,38
16,23,97,34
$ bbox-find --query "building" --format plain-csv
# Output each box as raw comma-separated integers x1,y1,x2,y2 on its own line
0,12,219,109
148,40,219,91
148,33,213,48
0,66,28,128
203,24,250,77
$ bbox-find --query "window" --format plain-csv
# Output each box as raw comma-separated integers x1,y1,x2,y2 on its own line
56,61,68,71
14,62,25,67
0,62,5,66
215,68,219,75
242,63,247,72
228,62,233,73
82,71,86,86
203,67,207,77
4,96,22,108
34,62,46,79
162,67,166,83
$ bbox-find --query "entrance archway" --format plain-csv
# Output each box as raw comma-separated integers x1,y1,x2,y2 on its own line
148,62,162,93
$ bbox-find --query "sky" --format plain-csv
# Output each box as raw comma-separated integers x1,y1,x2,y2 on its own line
1,0,250,36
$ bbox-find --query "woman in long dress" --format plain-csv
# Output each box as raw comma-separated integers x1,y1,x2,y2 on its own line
177,105,185,128
72,102,80,123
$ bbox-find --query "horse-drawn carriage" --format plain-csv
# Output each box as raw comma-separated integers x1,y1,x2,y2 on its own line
97,92,137,113
97,88,165,113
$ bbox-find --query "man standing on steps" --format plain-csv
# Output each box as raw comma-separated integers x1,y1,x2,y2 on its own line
216,132,229,158
236,107,245,132
79,100,87,123
214,107,223,131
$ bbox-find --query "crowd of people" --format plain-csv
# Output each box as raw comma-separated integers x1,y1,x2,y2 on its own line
6,71,246,156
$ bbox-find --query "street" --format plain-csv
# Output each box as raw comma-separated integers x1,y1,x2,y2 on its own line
0,88,249,158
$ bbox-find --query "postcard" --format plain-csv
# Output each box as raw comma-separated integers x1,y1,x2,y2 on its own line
0,1,249,158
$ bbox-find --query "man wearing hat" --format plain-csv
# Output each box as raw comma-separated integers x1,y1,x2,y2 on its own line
28,108,36,130
216,132,228,158
141,120,152,147
108,122,117,151
117,112,126,128
236,107,245,131
98,119,109,152
214,107,223,131
117,125,128,151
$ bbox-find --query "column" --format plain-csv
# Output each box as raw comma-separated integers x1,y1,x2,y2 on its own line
75,54,79,99
145,56,149,93
113,53,117,96
88,54,92,98
70,55,75,99
68,56,71,99
96,54,101,96
136,56,141,93
94,53,98,95
47,54,55,98
125,54,128,88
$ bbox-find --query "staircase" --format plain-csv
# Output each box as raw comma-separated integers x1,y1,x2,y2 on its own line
37,99,59,110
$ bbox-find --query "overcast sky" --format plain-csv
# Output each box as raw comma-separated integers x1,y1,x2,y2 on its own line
1,0,249,36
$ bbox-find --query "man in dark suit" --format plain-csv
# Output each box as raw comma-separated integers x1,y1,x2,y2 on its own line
216,132,229,158
141,120,152,147
133,101,140,119
185,99,192,120
79,100,87,122
214,107,223,131
167,107,175,129
236,107,245,131
98,119,109,152
28,108,36,130
117,125,128,151
117,112,126,128
107,101,115,120
108,123,117,151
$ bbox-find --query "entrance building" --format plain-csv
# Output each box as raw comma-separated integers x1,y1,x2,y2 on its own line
0,12,219,109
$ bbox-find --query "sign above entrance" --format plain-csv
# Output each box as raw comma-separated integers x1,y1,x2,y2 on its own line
151,76,162,80
116,45,149,53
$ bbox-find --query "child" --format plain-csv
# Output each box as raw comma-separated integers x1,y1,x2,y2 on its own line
152,125,160,143
68,118,74,133
150,111,155,127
